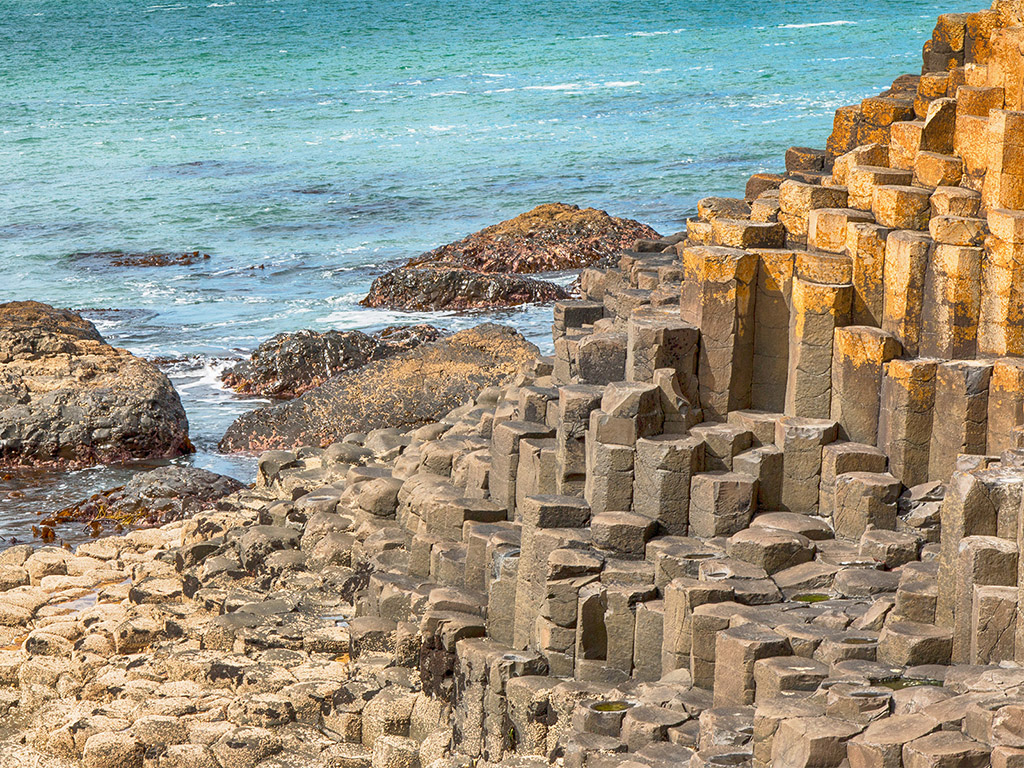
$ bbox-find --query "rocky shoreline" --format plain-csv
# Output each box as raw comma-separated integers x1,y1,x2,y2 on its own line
8,3,1024,768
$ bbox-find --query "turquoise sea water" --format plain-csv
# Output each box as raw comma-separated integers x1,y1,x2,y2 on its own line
1,0,976,542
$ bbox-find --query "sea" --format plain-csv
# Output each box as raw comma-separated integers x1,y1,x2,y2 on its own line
0,0,977,546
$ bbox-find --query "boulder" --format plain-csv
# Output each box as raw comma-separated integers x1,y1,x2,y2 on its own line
221,325,443,399
0,301,191,467
362,203,658,309
54,465,244,528
220,324,537,452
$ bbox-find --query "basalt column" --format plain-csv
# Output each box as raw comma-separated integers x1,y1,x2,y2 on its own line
680,246,758,422
785,276,852,420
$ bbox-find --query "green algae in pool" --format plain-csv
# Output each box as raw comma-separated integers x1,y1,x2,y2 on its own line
592,702,631,712
877,678,944,690
792,593,831,603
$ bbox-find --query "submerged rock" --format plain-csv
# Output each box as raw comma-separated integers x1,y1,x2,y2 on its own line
53,465,245,530
361,203,658,310
70,250,211,267
222,324,443,399
0,301,192,468
219,323,538,452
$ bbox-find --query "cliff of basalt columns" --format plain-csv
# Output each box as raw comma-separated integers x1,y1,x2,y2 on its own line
9,4,1024,768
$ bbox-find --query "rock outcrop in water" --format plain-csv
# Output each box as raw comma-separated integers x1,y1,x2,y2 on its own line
52,465,245,533
13,6,1024,768
0,301,191,468
222,324,444,399
361,203,659,310
219,323,539,451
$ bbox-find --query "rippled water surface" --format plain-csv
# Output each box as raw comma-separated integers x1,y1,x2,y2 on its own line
1,0,976,545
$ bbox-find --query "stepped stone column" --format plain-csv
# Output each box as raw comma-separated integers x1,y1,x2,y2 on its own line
979,229,1024,357
784,276,852,419
555,385,604,497
831,326,902,445
919,243,983,359
680,245,758,421
584,382,663,516
973,586,1018,664
750,248,797,412
491,421,556,516
846,221,892,326
936,471,999,627
928,360,993,481
950,535,1019,663
988,358,1024,454
625,306,699,395
633,435,704,535
513,495,590,650
882,230,933,356
819,441,888,520
878,358,938,487
983,110,1024,210
775,416,838,514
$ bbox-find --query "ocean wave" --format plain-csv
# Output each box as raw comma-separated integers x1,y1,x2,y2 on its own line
430,90,468,97
604,81,641,88
779,20,857,28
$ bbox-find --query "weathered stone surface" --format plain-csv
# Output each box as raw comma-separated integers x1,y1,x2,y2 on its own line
223,325,443,398
221,324,537,451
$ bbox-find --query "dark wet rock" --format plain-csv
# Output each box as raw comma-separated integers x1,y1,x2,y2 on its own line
71,251,211,267
222,325,443,399
360,267,570,311
0,301,192,468
54,465,244,529
361,203,658,309
219,324,538,452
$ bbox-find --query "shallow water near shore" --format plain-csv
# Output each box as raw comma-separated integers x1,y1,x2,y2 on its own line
1,0,976,546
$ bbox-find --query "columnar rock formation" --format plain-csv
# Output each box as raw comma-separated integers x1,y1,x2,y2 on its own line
9,5,1024,768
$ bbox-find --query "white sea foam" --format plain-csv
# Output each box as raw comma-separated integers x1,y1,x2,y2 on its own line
779,20,856,28
430,90,468,96
627,28,684,37
481,73,510,78
604,81,641,88
173,358,234,392
524,84,582,91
